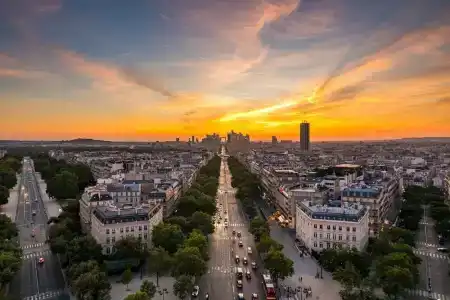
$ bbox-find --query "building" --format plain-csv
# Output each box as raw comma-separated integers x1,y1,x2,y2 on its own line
295,201,369,252
271,136,278,144
79,185,115,232
300,121,310,151
90,203,163,255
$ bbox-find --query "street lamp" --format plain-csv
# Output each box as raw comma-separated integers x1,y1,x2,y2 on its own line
158,287,168,300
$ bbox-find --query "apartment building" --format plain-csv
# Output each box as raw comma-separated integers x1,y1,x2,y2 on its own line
341,176,401,236
79,185,114,232
90,203,163,255
295,201,369,251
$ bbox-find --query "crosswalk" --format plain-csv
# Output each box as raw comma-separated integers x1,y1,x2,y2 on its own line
216,223,245,227
413,250,449,261
23,289,65,300
21,242,46,250
417,242,441,248
407,288,449,299
208,266,233,274
22,250,51,260
420,221,432,225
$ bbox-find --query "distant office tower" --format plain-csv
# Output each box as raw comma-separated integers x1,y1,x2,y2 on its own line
272,136,278,144
300,121,310,151
191,136,195,144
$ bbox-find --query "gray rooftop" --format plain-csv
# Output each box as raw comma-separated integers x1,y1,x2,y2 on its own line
93,204,160,224
297,200,367,222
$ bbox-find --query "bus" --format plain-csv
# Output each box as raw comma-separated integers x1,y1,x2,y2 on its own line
262,273,277,300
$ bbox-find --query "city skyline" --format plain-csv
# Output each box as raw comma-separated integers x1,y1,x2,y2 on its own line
1,0,450,141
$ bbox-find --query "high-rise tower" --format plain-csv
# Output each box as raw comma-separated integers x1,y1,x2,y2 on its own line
300,121,310,151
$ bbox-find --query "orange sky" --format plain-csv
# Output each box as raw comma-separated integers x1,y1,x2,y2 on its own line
1,0,450,141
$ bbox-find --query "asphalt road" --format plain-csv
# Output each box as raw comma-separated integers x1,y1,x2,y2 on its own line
9,158,67,300
411,205,450,300
200,150,264,300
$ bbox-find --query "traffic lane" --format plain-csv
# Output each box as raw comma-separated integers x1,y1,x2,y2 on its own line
417,257,429,290
38,253,66,292
208,237,234,300
23,258,40,297
429,256,449,295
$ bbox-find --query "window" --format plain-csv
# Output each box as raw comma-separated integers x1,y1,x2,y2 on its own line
126,227,129,233
338,235,342,241
313,232,317,237
319,225,323,229
139,226,142,231
326,242,331,248
352,236,356,241
144,233,148,239
332,234,336,240
106,229,110,234
120,228,124,233
346,227,350,232
319,243,323,248
314,242,317,247
327,225,330,230
338,226,342,231
352,227,356,232
106,238,110,244
319,233,323,238
112,229,116,234
131,227,134,232
112,237,116,243
139,233,142,239
332,225,336,230
313,224,317,228
326,233,330,239
144,225,148,231
106,247,111,254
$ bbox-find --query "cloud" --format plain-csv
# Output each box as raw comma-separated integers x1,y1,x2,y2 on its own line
119,67,175,97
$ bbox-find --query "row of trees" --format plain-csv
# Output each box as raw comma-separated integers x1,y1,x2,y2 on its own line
33,155,95,200
316,227,421,299
145,155,221,299
227,157,295,285
0,214,22,291
227,156,261,219
0,156,21,205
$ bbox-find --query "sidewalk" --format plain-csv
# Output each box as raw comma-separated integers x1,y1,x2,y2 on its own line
0,174,21,221
109,274,177,300
35,173,62,218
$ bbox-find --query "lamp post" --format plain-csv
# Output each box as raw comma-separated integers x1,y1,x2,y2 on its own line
158,287,168,300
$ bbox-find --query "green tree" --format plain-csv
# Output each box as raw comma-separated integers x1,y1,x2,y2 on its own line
264,249,294,281
124,291,151,300
379,266,414,299
172,246,207,278
0,251,22,287
140,280,156,298
0,214,18,240
122,268,133,291
256,234,283,255
147,247,173,286
151,223,185,254
382,227,415,247
249,217,269,241
114,236,147,260
0,185,9,205
183,229,209,260
333,262,362,288
189,212,214,235
47,170,79,200
72,268,111,300
173,275,193,300
339,287,380,300
0,167,17,189
166,216,191,234
66,236,103,266
68,260,100,283
0,157,21,173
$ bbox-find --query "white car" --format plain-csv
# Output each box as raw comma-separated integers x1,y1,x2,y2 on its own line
192,285,199,297
247,247,252,254
224,222,228,227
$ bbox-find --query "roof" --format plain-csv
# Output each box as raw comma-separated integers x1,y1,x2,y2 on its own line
93,204,160,224
297,200,367,222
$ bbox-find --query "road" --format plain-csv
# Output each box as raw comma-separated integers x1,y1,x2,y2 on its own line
9,157,68,300
409,205,450,300
200,147,264,300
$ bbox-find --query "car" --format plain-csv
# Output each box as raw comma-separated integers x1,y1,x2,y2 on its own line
238,241,243,247
232,230,236,235
32,210,36,216
243,257,248,265
192,285,200,297
31,231,35,237
237,232,242,237
251,294,258,300
38,257,44,264
251,262,257,269
235,255,240,263
247,247,252,254
237,293,245,300
437,247,448,253
224,222,228,227
245,270,251,279
236,279,243,288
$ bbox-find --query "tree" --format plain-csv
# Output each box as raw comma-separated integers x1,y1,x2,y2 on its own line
0,167,17,189
172,246,207,278
0,185,9,205
147,247,173,286
189,212,214,236
333,262,362,288
166,216,191,234
0,214,18,240
256,234,283,255
249,217,269,241
46,170,79,200
114,236,147,260
72,268,111,300
66,236,103,266
382,227,415,247
173,275,193,300
124,292,151,300
264,249,294,281
140,280,156,298
122,268,133,291
151,223,185,254
0,157,21,173
339,288,380,300
183,230,209,260
0,251,22,287
68,260,100,283
379,266,414,299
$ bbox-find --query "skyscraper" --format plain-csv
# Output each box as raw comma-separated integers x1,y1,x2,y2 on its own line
300,121,310,151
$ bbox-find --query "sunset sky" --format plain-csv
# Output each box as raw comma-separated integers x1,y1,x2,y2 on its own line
1,0,450,141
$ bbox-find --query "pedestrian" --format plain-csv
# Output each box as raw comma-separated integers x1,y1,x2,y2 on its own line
300,276,302,282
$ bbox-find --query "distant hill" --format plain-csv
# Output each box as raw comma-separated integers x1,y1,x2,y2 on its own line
63,138,112,144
